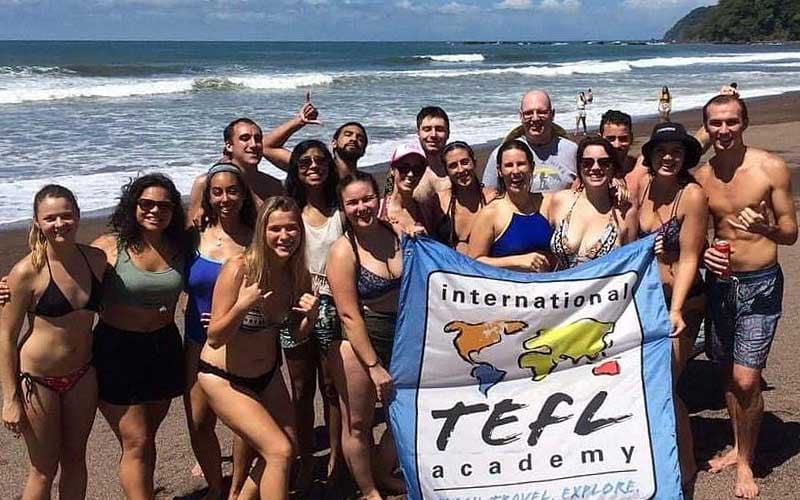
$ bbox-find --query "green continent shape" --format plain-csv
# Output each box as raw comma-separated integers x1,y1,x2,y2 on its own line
518,318,614,382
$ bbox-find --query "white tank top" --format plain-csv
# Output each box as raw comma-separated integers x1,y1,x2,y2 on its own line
304,209,344,296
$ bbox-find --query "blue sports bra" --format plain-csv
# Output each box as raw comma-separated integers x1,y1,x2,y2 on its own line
184,252,223,343
490,212,553,258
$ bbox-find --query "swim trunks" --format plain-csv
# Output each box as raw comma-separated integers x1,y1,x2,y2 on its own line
707,264,783,369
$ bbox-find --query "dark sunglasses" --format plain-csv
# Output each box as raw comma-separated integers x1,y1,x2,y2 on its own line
395,162,426,175
297,155,329,169
579,157,613,170
137,198,175,212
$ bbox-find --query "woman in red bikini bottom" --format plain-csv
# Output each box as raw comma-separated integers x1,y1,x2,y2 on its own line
1,185,107,499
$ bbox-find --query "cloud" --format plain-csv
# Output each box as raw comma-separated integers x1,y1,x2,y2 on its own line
538,0,580,12
395,0,422,11
436,2,477,14
495,0,533,10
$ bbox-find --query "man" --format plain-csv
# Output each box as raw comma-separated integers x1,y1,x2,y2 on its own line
599,109,646,201
696,95,797,499
260,94,368,179
695,83,741,153
188,117,284,226
481,89,577,193
413,106,451,203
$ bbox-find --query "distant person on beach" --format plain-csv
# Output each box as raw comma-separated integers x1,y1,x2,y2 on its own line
470,140,554,271
547,135,637,271
262,93,368,179
599,109,647,202
381,142,443,239
1,186,106,500
696,95,798,499
638,122,707,492
481,89,578,193
586,88,594,104
575,92,588,136
658,86,672,122
327,171,406,499
184,163,256,499
436,141,497,253
200,196,318,500
720,82,739,96
413,106,452,203
91,174,190,499
189,117,284,226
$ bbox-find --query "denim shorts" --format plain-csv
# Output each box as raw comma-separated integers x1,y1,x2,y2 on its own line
279,294,341,351
707,264,783,369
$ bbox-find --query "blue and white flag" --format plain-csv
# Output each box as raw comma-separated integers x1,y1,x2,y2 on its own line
389,235,681,500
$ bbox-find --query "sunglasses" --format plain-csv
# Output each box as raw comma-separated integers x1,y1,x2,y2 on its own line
395,162,426,175
297,155,329,169
137,198,175,212
579,157,613,170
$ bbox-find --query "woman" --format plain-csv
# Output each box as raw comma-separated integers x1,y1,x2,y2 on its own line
381,142,441,238
576,91,588,136
1,185,106,499
199,196,318,500
659,86,672,122
282,140,345,493
91,173,189,499
469,140,553,272
184,163,256,499
639,122,707,489
437,141,496,254
327,172,405,500
547,135,638,270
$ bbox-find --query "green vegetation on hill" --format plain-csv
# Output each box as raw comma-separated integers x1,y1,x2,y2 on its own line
665,0,800,42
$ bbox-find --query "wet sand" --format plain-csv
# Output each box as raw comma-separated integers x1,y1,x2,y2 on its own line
1,92,799,499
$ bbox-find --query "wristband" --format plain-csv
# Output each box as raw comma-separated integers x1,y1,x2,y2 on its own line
366,359,381,368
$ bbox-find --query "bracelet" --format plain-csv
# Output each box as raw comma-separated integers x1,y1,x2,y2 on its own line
366,359,381,368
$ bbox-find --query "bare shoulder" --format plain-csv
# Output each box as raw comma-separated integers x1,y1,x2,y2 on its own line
91,233,116,253
682,183,707,203
692,162,713,184
78,244,110,275
8,255,37,284
329,235,356,262
750,147,789,175
219,254,246,281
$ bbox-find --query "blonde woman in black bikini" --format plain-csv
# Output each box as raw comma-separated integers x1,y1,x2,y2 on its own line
1,185,106,500
436,141,497,254
639,122,707,490
199,196,318,500
547,135,638,270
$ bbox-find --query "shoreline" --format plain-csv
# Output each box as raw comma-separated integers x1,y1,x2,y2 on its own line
1,90,798,275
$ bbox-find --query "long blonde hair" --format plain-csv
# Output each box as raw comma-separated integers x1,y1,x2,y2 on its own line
243,196,309,301
28,185,80,271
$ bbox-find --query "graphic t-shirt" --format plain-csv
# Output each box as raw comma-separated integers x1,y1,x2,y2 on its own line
481,136,578,194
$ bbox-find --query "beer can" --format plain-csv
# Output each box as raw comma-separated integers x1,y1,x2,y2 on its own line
714,240,731,278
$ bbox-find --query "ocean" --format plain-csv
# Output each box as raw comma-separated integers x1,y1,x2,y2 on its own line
1,40,799,226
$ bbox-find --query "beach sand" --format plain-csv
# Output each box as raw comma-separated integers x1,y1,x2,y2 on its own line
0,92,799,499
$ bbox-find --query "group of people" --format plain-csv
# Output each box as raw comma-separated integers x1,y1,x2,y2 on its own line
0,86,796,500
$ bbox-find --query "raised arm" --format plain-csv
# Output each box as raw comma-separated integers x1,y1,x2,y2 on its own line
188,173,208,229
1,261,35,435
262,92,321,171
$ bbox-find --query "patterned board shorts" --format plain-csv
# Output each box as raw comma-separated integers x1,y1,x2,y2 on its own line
279,294,342,351
707,264,784,369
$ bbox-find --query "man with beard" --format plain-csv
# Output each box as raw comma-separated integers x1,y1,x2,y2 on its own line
696,95,797,499
261,94,368,178
481,90,577,193
188,117,284,226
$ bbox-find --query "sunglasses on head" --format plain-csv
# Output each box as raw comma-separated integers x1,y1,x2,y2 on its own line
579,157,613,170
137,198,175,212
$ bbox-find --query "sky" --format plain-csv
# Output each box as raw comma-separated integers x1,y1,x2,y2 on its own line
0,0,716,41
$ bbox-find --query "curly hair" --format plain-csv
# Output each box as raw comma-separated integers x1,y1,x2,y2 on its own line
200,165,257,231
285,140,338,209
110,173,188,253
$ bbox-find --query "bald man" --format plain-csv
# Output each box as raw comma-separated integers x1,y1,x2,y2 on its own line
481,90,577,193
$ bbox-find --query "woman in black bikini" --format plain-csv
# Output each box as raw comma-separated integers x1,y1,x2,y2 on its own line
1,185,107,499
199,196,319,500
639,122,707,489
327,171,405,499
437,141,497,253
